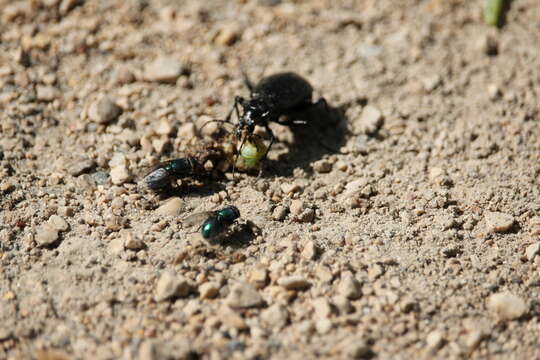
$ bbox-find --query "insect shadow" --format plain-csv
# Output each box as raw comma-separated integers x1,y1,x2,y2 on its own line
217,222,257,249
153,181,226,201
262,100,351,177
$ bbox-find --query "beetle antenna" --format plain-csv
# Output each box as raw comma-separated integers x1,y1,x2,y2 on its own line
198,119,235,136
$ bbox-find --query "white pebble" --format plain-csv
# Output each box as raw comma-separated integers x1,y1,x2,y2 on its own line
525,243,540,261
338,273,362,300
487,292,527,320
155,197,184,216
36,85,59,102
289,200,305,216
48,215,69,232
356,105,383,135
110,165,131,185
35,224,59,247
144,56,184,83
88,97,122,124
426,330,445,352
312,159,332,173
155,271,191,301
485,211,514,233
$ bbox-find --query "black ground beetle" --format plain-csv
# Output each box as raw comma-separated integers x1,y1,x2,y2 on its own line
225,71,328,157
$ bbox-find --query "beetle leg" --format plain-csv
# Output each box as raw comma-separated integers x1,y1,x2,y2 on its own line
314,97,329,113
262,124,275,160
232,133,248,180
225,96,245,123
240,69,255,92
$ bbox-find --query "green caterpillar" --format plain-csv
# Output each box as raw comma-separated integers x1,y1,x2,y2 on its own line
236,135,267,171
484,0,505,26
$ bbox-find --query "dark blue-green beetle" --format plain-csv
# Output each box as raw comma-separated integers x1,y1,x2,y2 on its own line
142,158,202,192
183,205,241,240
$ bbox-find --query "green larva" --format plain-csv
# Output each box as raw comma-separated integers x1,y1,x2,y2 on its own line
484,0,505,26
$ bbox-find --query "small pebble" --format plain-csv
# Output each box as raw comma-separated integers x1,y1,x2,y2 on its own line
110,165,131,185
525,243,540,262
35,224,59,247
124,232,144,250
356,105,383,135
57,206,74,217
277,275,311,291
91,171,109,185
332,295,353,314
280,183,300,194
312,159,332,173
296,208,315,223
199,282,220,299
114,67,135,85
215,24,241,46
290,200,306,216
36,85,59,102
178,122,197,139
335,161,348,171
487,292,527,320
312,298,334,318
301,240,319,260
260,304,289,329
465,330,484,351
426,330,445,352
368,264,384,281
315,318,333,334
421,74,441,92
341,178,368,199
272,205,288,221
155,197,184,216
155,119,174,136
88,97,122,124
226,283,265,309
108,237,124,255
144,56,185,83
487,84,501,100
485,211,514,233
155,271,191,302
336,337,372,359
338,274,362,300
248,268,268,289
428,167,446,184
529,216,540,236
68,159,96,176
220,306,248,330
48,215,69,232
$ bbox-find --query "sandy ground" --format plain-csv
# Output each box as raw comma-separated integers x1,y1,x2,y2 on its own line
1,0,540,359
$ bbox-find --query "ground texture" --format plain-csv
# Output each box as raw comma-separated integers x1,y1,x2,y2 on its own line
1,0,540,359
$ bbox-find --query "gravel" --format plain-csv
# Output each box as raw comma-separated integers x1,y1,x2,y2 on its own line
277,276,311,291
226,283,265,309
155,271,192,301
487,292,528,320
88,97,122,124
155,197,184,216
144,56,185,83
485,211,515,233
2,1,539,358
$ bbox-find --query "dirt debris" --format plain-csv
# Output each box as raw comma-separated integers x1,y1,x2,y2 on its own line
0,0,539,359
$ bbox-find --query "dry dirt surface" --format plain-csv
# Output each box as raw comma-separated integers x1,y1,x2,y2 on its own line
1,0,540,359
